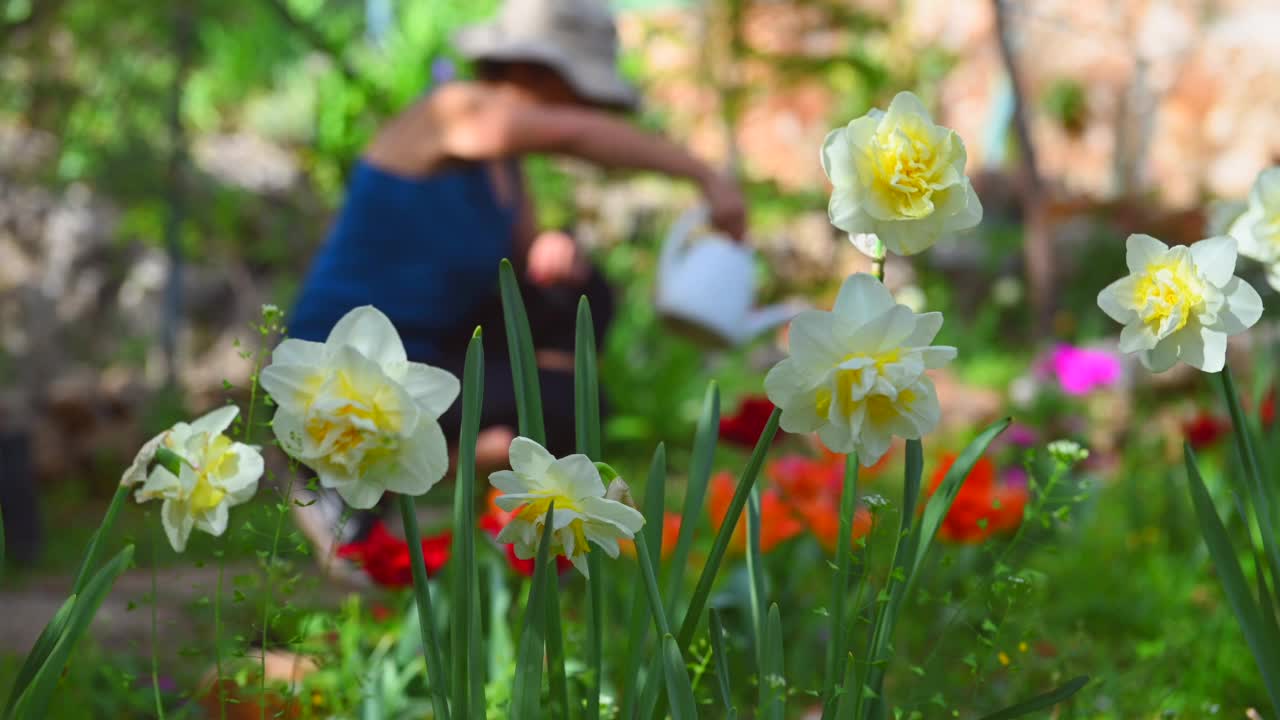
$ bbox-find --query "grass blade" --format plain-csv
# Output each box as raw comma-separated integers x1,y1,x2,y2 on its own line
450,329,484,720
11,545,134,720
1185,444,1280,710
634,532,677,720
759,604,786,720
71,482,132,595
6,481,133,716
499,258,546,444
2,594,77,717
676,410,780,655
709,609,735,714
913,419,1010,580
575,297,603,459
831,653,859,720
974,675,1090,720
635,534,673,636
860,439,925,720
1219,366,1280,602
746,487,766,669
546,573,572,719
664,382,720,611
623,444,668,717
576,297,605,720
512,503,557,720
823,453,859,704
662,635,699,720
399,495,452,720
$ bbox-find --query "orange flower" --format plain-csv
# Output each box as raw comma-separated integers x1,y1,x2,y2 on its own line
794,499,873,553
707,472,804,552
619,511,683,560
925,454,1027,544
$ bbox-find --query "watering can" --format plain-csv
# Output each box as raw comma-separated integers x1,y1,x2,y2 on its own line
655,206,806,348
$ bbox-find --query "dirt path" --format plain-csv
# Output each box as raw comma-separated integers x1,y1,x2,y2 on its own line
0,562,349,655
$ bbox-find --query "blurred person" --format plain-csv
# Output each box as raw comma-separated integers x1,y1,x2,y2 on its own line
287,0,746,569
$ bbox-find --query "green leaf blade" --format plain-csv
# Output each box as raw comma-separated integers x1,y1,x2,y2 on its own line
974,675,1090,720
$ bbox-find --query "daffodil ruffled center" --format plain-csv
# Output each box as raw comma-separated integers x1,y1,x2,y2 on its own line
1131,255,1205,335
867,124,945,219
1256,210,1280,250
189,435,236,513
516,495,590,556
303,369,407,472
814,349,905,418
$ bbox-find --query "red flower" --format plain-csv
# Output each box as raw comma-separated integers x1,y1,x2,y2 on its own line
925,454,1027,544
720,396,782,449
1263,389,1275,427
336,520,451,589
1184,412,1229,449
481,489,573,577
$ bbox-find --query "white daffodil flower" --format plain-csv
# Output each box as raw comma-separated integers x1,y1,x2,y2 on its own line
764,273,956,465
822,91,983,257
1097,234,1262,373
260,306,459,509
489,437,645,577
1228,166,1280,291
133,406,263,553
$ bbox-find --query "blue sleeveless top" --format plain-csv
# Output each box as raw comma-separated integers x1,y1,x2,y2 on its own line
288,159,517,362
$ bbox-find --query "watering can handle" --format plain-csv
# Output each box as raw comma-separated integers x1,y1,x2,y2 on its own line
658,205,711,283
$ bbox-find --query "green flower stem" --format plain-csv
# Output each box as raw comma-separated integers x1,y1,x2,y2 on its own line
1219,364,1280,594
213,553,226,720
398,494,452,720
823,454,860,708
259,475,294,720
149,516,165,720
870,238,886,283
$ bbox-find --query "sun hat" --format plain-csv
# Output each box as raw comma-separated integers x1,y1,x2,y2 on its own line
454,0,640,111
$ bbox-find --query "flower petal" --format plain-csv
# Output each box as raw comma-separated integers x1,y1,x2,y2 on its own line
820,127,854,188
1189,235,1239,287
385,419,449,497
833,273,896,321
1125,234,1168,273
260,364,323,412
553,454,606,500
1097,276,1138,324
161,499,194,553
399,362,461,418
787,311,844,374
334,478,386,510
508,436,556,479
271,338,326,366
188,405,240,438
326,305,408,369
1215,276,1263,334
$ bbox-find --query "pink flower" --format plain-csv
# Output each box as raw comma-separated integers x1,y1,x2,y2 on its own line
1042,344,1122,396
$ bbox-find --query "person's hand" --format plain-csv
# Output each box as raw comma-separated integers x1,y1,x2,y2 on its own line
527,230,590,287
701,173,748,241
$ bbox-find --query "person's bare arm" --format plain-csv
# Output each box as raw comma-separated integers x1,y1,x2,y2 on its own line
436,86,746,239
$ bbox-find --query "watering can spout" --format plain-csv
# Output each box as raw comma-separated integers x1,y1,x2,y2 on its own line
742,301,809,340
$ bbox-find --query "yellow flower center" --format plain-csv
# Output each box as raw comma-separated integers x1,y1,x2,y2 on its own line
302,369,407,469
814,349,906,418
189,435,235,513
1258,211,1280,249
1131,255,1205,334
189,476,227,514
868,124,944,219
516,495,590,556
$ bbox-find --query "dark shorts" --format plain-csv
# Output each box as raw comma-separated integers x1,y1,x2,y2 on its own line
431,265,614,457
